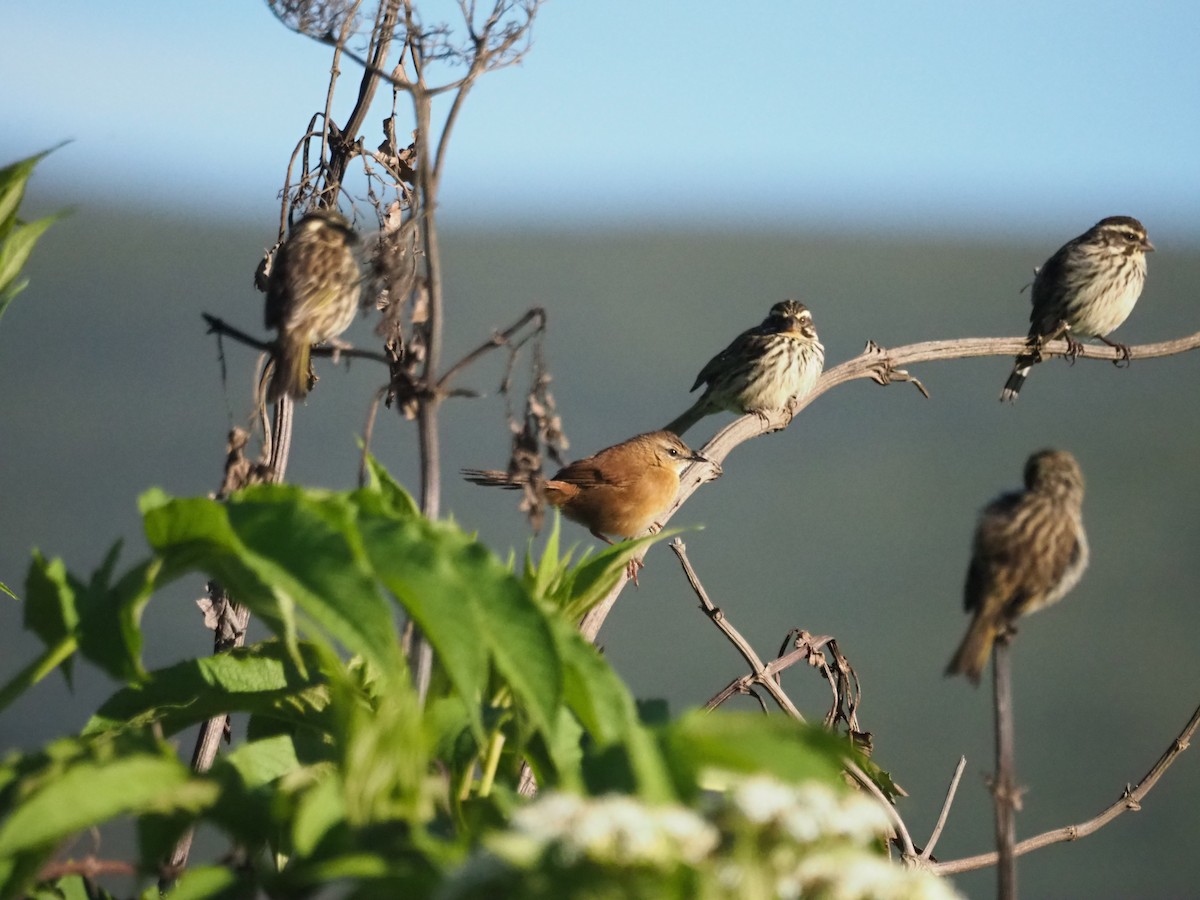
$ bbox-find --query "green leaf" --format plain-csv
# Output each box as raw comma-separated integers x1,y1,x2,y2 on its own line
361,454,420,519
74,545,159,682
22,552,78,651
140,493,293,646
358,511,560,735
154,865,254,900
0,213,62,300
556,622,637,747
0,276,28,326
20,552,79,689
286,771,345,857
0,637,77,716
84,642,330,738
0,146,64,232
0,582,16,601
223,486,404,677
657,710,847,799
0,737,219,859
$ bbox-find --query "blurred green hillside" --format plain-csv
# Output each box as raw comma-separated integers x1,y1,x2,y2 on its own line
1,204,1198,898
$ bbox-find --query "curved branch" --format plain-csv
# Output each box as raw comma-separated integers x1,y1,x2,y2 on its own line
580,329,1200,641
933,698,1200,875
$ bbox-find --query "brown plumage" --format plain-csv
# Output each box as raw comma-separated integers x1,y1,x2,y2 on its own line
464,430,708,544
1001,216,1153,402
264,209,361,403
665,299,824,436
947,450,1089,684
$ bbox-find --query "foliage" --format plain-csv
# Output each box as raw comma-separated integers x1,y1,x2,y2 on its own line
0,470,946,898
0,147,67,326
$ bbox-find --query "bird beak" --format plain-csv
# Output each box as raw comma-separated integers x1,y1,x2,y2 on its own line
1142,237,1155,252
690,450,708,464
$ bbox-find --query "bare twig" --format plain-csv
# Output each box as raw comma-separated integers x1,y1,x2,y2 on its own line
993,638,1018,900
934,699,1200,875
38,857,137,882
668,538,917,859
923,756,967,861
203,313,390,365
670,539,804,720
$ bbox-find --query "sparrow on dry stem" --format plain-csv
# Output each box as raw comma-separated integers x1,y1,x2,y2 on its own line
665,299,825,436
1001,216,1153,402
947,449,1089,684
464,430,711,581
264,208,362,403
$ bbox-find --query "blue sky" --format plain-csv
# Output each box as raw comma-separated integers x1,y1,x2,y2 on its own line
5,1,1199,235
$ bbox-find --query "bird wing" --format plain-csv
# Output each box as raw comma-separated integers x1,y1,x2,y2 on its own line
263,243,291,330
967,491,1081,621
689,326,765,392
551,458,635,489
964,492,1023,613
1028,242,1071,332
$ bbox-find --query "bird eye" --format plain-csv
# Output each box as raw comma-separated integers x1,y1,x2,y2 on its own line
1124,231,1138,242
666,447,679,457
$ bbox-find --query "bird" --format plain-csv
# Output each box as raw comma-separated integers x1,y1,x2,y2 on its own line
664,299,825,436
464,430,709,579
1000,216,1153,402
263,208,362,403
946,449,1089,684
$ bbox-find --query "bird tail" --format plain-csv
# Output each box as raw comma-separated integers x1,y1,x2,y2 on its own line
663,401,708,437
267,340,311,404
999,355,1035,403
945,619,997,685
462,468,526,489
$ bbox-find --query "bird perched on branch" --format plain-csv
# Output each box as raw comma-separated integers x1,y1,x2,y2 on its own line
263,208,362,403
946,450,1089,684
1001,216,1153,402
665,299,824,436
464,430,710,579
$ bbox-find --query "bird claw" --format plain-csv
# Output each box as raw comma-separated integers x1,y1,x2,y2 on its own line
626,557,644,586
862,341,929,398
1099,336,1133,368
326,337,354,365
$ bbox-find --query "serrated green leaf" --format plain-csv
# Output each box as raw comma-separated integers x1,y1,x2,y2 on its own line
0,747,218,857
140,491,305,667
361,454,420,519
83,642,329,737
224,486,404,677
358,512,560,736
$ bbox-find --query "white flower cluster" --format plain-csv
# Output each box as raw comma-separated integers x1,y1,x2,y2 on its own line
727,775,891,844
717,775,962,900
449,777,961,899
508,791,719,867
